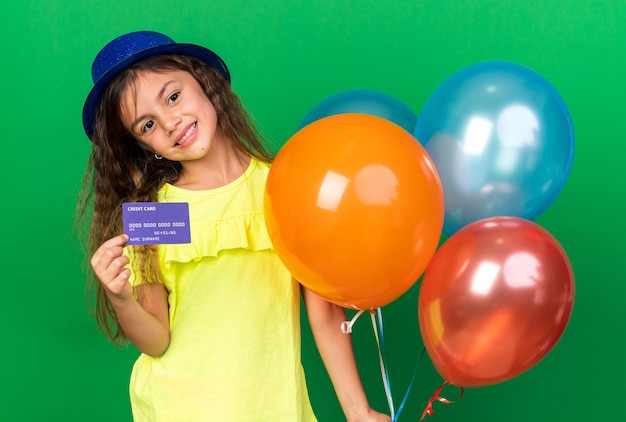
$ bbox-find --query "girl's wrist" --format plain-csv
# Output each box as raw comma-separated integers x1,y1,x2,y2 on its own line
105,290,136,307
345,405,373,421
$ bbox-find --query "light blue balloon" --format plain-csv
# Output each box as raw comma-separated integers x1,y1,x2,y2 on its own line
298,89,418,133
413,61,575,235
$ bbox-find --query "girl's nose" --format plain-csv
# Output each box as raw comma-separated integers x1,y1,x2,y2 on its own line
163,114,182,136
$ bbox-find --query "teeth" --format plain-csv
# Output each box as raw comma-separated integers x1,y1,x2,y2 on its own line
177,123,196,145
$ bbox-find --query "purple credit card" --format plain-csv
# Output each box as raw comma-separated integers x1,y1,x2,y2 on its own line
122,202,191,245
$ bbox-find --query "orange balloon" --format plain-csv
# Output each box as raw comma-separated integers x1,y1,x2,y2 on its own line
265,114,444,309
418,217,575,387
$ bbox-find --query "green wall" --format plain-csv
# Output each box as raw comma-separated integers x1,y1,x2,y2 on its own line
2,0,624,420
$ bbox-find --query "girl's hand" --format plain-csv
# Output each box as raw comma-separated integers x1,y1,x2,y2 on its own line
90,234,171,356
90,234,132,300
348,408,392,422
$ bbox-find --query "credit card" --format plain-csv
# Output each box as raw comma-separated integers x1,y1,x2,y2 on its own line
122,202,191,245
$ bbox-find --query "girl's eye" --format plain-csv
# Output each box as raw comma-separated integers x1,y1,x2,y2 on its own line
168,92,180,104
142,120,155,133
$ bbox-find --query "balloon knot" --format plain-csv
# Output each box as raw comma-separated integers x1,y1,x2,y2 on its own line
420,381,464,421
340,309,367,334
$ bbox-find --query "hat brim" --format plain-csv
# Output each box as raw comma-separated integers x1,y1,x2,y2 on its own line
82,43,230,139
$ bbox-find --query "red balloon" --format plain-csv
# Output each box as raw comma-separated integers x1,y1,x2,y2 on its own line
265,114,444,310
418,217,574,387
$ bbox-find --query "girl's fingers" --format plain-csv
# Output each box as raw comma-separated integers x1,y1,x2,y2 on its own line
90,234,132,295
96,254,132,297
107,268,132,296
90,234,129,267
92,246,125,275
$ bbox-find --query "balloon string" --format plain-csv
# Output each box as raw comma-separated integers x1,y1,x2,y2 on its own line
347,308,427,421
371,309,395,420
393,347,425,421
341,309,367,334
419,381,464,421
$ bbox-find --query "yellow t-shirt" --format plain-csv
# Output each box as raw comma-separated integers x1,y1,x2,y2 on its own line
129,159,317,421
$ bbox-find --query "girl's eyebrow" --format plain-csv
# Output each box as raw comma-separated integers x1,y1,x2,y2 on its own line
130,80,176,130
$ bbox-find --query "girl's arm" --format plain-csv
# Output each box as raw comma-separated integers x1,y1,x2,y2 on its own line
91,234,171,357
302,286,391,422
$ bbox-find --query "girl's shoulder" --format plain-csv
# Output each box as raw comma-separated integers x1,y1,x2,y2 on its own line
252,157,271,176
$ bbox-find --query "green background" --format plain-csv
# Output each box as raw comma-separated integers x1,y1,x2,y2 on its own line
2,0,624,420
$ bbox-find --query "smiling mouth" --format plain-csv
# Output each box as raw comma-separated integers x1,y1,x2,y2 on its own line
175,122,197,147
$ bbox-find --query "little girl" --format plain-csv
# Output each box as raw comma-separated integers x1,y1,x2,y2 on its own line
78,31,390,421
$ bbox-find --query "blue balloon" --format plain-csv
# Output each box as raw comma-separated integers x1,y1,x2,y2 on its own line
414,61,575,235
298,89,418,133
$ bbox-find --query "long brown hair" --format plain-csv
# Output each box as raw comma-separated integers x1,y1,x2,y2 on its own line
76,54,274,345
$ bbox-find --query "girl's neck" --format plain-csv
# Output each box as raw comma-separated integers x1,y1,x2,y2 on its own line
174,141,250,191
